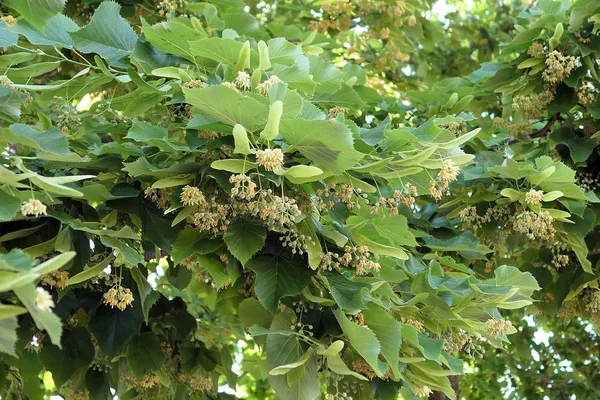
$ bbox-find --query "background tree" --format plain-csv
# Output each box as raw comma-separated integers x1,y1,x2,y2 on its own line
0,0,598,399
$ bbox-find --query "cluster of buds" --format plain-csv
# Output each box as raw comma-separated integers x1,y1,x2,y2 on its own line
183,80,204,89
575,32,592,44
256,75,283,95
193,197,229,234
144,187,169,210
512,210,556,241
328,106,350,121
577,171,598,192
316,184,367,211
155,0,187,16
255,148,284,171
320,246,381,275
484,318,512,337
356,0,406,18
41,270,69,289
542,50,576,85
21,199,47,217
35,287,55,311
459,204,512,231
279,231,315,255
525,189,544,205
103,285,134,311
371,186,419,214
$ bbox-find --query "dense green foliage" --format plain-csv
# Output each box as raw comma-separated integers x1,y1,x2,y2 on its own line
1,0,600,399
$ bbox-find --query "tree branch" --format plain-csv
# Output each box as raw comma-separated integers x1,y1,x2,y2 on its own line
493,112,561,150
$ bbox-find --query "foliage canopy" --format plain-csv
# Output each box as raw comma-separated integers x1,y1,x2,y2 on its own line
1,0,600,399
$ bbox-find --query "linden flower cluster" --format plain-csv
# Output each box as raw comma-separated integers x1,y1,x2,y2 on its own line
484,318,513,337
234,71,251,90
221,81,239,92
351,359,379,380
0,15,16,25
229,174,257,199
528,42,545,57
35,287,55,311
525,189,544,205
103,286,134,311
543,50,576,85
438,159,461,188
181,185,207,207
182,80,204,89
256,75,283,95
41,270,69,289
179,372,213,392
21,199,47,217
413,386,433,397
512,210,556,240
255,148,284,171
585,290,600,314
577,83,597,107
513,90,554,120
319,245,381,275
144,187,169,210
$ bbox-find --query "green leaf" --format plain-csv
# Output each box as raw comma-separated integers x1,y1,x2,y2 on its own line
189,37,255,67
327,353,368,381
224,218,267,266
269,348,314,375
0,190,21,222
10,14,79,48
333,309,384,376
13,283,63,346
184,86,268,131
495,265,541,296
70,1,137,64
238,298,273,329
0,317,18,356
10,0,65,30
246,254,314,313
88,302,144,357
0,303,27,320
362,303,402,379
142,20,204,61
284,165,324,184
197,254,230,288
0,22,18,47
280,119,363,174
308,55,343,93
266,313,321,400
7,124,69,155
67,256,113,286
172,229,223,265
126,332,166,379
85,369,111,400
38,327,94,387
322,271,369,310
